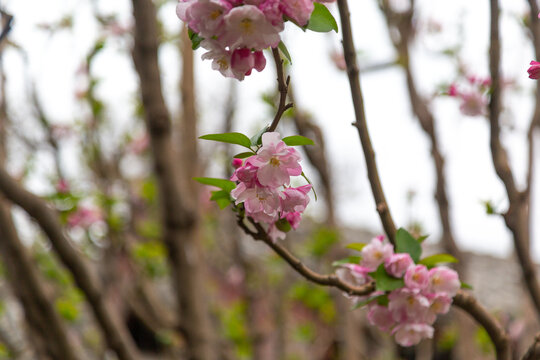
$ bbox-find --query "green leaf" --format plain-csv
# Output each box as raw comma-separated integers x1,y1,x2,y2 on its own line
369,264,405,292
210,190,231,209
275,218,292,232
418,254,458,268
282,135,314,146
193,177,236,192
352,294,384,310
345,242,367,252
306,3,338,33
332,256,361,267
417,234,429,243
278,41,292,64
250,125,270,146
461,282,474,290
199,132,252,149
188,28,204,50
395,228,422,262
233,152,255,159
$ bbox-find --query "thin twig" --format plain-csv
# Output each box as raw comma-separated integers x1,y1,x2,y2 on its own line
489,0,540,321
336,0,397,245
268,47,293,132
236,215,375,296
521,333,540,360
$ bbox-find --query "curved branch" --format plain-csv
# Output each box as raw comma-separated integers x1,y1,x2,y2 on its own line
453,291,510,360
0,168,140,360
336,0,397,245
521,333,540,360
269,47,292,132
236,216,375,296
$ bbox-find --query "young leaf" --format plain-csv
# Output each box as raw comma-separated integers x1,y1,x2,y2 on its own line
395,228,422,262
461,282,474,290
332,256,361,267
345,243,367,252
275,218,292,232
282,135,315,146
199,132,252,149
188,28,204,50
369,264,405,292
278,40,292,64
193,177,236,192
418,254,458,268
233,152,255,159
210,190,231,209
306,3,338,33
417,234,429,243
250,125,270,146
352,294,385,310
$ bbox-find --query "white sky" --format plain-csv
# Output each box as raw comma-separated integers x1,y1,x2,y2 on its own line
2,0,539,260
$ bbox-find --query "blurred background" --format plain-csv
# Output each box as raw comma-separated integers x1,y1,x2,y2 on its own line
0,0,538,359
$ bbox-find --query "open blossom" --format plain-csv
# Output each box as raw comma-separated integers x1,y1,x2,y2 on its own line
280,185,311,213
280,0,314,26
423,293,452,324
459,91,487,117
388,288,430,322
384,253,413,278
336,264,372,286
221,5,281,50
248,132,302,187
67,206,103,229
392,323,434,347
201,40,235,78
231,183,280,223
367,304,395,332
427,267,460,296
404,264,429,290
184,0,232,38
360,237,393,269
528,60,540,79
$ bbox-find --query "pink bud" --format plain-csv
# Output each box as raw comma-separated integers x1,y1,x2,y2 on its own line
427,267,460,297
528,60,540,80
232,158,243,169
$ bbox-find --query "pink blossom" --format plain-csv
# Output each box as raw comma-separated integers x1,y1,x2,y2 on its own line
185,0,232,38
459,91,487,117
258,0,284,29
423,293,452,324
221,5,281,50
280,185,311,213
232,158,243,169
388,288,429,322
201,40,235,78
268,222,286,241
231,161,258,186
176,0,197,23
67,207,103,229
56,179,70,194
248,132,302,187
284,211,301,229
528,60,540,80
367,304,395,332
427,267,460,297
280,0,314,27
231,183,280,224
404,265,429,291
447,83,459,97
231,48,266,79
384,253,413,278
392,323,434,347
360,237,394,270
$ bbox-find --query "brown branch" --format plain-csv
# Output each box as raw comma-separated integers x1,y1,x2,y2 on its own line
336,0,397,245
378,1,462,265
453,291,510,360
237,212,510,359
521,333,540,360
0,168,140,360
268,47,292,132
131,0,214,358
489,0,540,321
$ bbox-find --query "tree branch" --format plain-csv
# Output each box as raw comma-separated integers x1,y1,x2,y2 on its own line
336,0,397,245
0,167,140,360
268,47,293,132
521,333,540,360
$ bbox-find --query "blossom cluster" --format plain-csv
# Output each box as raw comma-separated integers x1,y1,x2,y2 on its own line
446,75,490,117
337,236,460,347
230,132,311,240
176,0,328,80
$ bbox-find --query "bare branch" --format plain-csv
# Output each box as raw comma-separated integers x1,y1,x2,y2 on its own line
521,333,540,360
268,47,293,132
336,0,397,245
